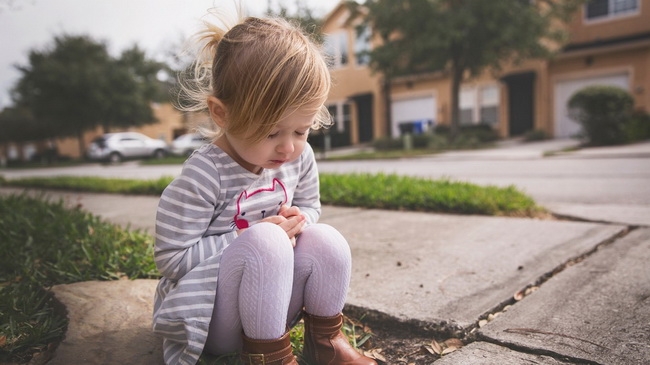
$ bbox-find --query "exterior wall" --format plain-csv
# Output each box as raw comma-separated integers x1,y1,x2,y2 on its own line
322,0,650,142
567,0,650,44
322,4,386,143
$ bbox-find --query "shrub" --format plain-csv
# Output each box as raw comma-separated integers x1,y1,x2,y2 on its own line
523,129,549,142
372,136,404,150
434,123,499,143
568,85,634,146
624,111,650,142
372,122,499,152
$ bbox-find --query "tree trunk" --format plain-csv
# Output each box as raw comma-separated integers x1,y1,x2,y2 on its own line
449,66,463,141
383,76,392,138
0,142,8,167
77,129,85,158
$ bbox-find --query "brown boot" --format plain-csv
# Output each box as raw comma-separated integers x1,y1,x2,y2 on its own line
240,331,298,365
302,313,377,365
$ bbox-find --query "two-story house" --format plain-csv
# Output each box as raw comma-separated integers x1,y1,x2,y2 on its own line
321,0,650,145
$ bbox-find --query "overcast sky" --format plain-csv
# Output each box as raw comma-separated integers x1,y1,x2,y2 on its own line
0,0,341,109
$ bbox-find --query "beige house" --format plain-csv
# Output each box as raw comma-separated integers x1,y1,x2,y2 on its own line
320,0,650,145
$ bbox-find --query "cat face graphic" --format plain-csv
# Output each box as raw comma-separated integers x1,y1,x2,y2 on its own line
232,178,288,230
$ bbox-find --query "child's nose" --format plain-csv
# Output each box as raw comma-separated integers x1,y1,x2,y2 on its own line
277,138,294,154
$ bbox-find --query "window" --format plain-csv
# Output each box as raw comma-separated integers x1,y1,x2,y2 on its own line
586,0,638,20
354,26,371,66
328,102,350,133
325,32,349,68
459,84,500,125
459,88,476,125
479,86,499,125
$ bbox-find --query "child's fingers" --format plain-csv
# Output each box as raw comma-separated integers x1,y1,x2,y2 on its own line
282,215,305,238
279,205,301,218
278,204,289,215
261,215,285,225
259,215,304,239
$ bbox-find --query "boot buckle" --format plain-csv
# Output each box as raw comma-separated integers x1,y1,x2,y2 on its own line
247,353,266,364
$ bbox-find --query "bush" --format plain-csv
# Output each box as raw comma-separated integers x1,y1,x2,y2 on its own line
434,122,499,143
372,136,404,150
523,129,549,142
568,85,634,146
624,111,650,142
371,134,433,151
373,123,499,152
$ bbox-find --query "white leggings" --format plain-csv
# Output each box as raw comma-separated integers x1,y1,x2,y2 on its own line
204,222,351,355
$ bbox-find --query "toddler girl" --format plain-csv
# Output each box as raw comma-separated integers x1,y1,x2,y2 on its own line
152,13,377,365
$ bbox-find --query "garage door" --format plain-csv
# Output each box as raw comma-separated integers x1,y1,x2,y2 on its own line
391,96,436,137
554,73,629,138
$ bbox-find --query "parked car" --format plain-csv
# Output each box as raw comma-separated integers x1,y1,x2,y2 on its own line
170,133,210,156
87,132,168,163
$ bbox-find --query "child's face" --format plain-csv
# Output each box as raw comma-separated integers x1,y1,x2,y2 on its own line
225,103,318,174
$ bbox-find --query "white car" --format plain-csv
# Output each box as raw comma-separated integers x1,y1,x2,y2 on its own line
87,132,169,163
170,133,210,156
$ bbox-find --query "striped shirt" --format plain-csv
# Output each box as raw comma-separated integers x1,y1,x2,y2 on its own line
152,143,321,365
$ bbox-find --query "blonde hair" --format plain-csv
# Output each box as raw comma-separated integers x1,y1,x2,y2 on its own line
178,13,332,143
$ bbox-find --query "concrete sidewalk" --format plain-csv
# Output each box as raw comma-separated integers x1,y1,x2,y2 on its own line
2,186,647,365
2,140,649,364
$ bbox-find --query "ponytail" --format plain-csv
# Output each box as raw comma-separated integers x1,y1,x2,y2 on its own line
175,9,238,115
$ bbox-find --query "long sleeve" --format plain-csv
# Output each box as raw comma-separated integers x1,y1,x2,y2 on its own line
292,143,321,224
154,154,237,281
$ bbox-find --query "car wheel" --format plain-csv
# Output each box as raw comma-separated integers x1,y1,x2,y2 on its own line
109,152,122,163
153,149,166,159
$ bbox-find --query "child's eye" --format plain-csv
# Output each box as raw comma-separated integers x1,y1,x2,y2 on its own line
295,130,309,137
268,131,280,139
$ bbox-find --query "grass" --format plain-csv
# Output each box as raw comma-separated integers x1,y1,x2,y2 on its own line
0,194,158,363
0,170,541,362
320,173,539,217
1,173,541,217
321,148,441,161
1,175,174,195
140,155,189,165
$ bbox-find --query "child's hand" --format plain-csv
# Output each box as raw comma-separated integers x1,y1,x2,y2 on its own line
278,204,301,219
261,213,305,247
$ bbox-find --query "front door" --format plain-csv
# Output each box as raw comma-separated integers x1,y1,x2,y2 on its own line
502,71,535,136
351,93,374,143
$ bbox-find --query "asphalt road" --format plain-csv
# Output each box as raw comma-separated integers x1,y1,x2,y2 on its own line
3,139,649,207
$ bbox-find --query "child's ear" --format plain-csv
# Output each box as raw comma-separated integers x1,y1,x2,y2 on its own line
207,96,228,129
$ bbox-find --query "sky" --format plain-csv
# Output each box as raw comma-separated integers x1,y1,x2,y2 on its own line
0,0,342,109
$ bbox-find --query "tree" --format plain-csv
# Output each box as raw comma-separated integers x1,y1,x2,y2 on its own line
265,0,324,42
99,46,172,131
11,35,170,156
356,0,584,138
0,106,54,143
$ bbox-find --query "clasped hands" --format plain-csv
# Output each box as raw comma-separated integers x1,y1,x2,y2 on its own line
262,205,305,247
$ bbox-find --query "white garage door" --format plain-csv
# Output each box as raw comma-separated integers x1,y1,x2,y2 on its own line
391,96,436,137
554,73,629,138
